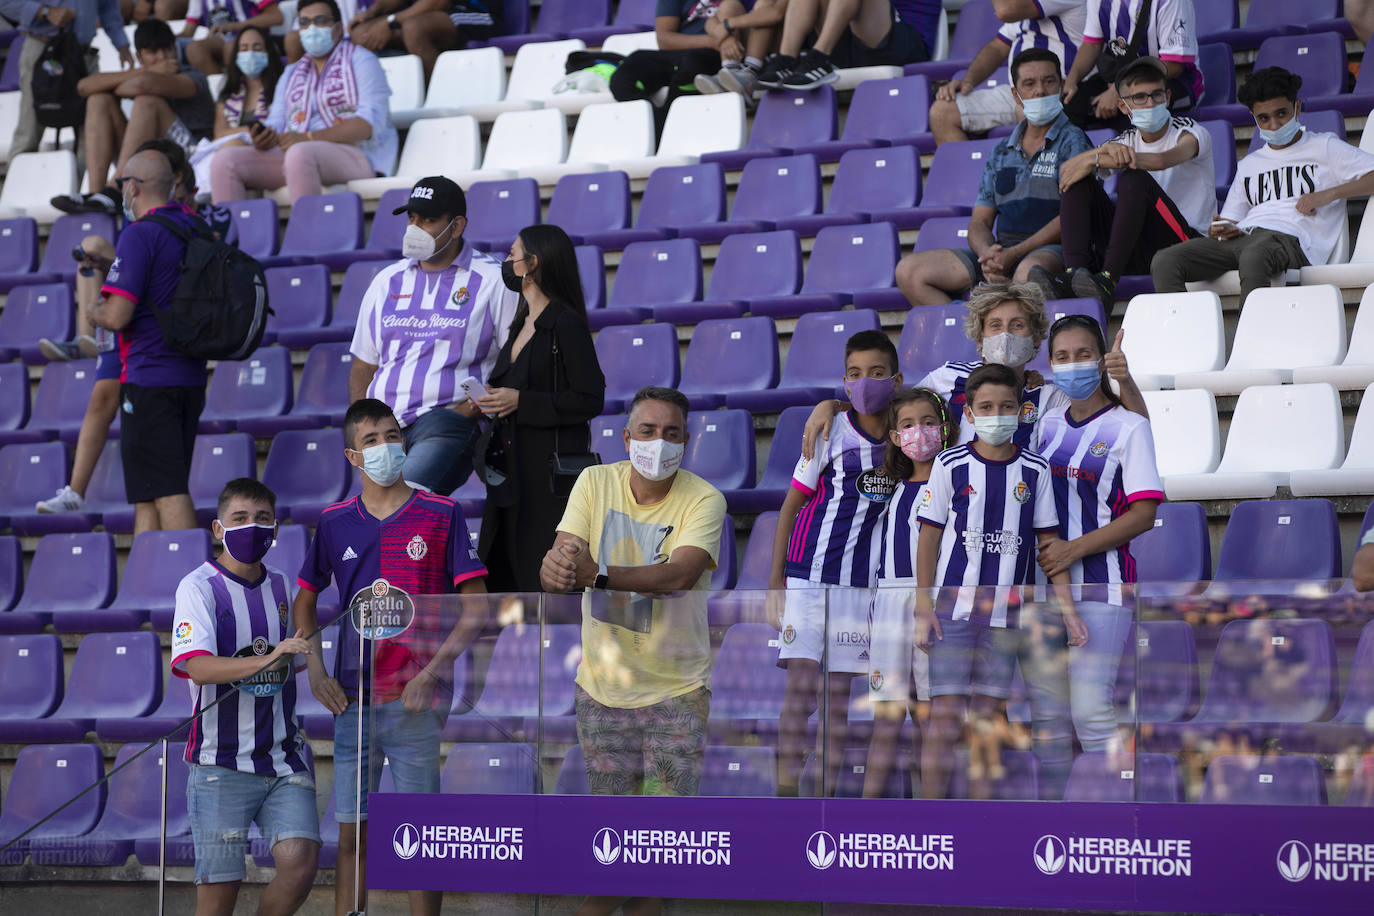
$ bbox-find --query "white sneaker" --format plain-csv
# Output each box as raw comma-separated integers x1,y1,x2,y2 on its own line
694,72,725,94
35,485,85,514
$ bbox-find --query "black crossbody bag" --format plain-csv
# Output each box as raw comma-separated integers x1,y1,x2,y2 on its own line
1095,0,1153,86
548,336,600,498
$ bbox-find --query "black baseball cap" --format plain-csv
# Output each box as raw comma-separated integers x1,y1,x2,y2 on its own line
393,176,466,219
1114,56,1169,92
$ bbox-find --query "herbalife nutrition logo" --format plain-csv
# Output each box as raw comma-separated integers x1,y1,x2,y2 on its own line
1277,840,1312,882
1034,835,1067,875
807,831,837,870
393,823,420,861
593,828,621,865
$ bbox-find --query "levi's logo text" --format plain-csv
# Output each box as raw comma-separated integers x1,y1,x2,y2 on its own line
593,828,732,867
1243,164,1317,205
1277,840,1374,883
392,822,523,861
1034,834,1192,877
806,830,955,872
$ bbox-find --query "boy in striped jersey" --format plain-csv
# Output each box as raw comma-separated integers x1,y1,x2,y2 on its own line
770,330,900,797
171,478,319,915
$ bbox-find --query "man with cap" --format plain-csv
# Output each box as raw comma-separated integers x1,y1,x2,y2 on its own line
1051,55,1216,309
350,176,519,496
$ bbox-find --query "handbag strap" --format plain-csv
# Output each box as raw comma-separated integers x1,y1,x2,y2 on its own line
551,320,565,455
1126,0,1153,56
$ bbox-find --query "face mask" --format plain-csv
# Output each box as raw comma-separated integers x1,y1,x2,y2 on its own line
628,438,684,482
899,425,944,462
845,376,896,415
401,218,455,261
1130,103,1169,133
300,25,336,58
981,332,1036,368
1259,117,1302,148
501,258,526,293
1020,93,1063,126
236,49,269,77
972,414,1020,446
122,184,137,223
1052,360,1104,400
218,522,276,564
352,441,407,487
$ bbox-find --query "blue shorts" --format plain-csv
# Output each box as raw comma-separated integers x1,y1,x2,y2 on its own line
95,348,121,382
333,699,443,823
402,406,480,496
185,763,320,885
927,617,1021,699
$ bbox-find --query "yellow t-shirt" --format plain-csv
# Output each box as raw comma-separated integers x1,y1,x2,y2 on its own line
557,462,726,709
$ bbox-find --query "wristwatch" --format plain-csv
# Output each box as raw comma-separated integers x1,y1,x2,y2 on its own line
593,572,610,591
387,13,399,27
721,17,733,35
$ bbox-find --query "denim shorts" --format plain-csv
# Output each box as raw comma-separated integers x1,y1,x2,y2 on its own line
186,764,320,885
333,699,443,823
402,406,480,495
927,617,1021,699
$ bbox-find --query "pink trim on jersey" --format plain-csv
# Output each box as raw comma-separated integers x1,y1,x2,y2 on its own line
296,576,320,593
918,518,946,529
170,649,211,678
1159,53,1193,63
1127,489,1165,503
100,285,139,305
321,496,357,514
791,479,815,497
789,485,823,563
1082,35,1104,43
995,32,1013,46
454,568,486,587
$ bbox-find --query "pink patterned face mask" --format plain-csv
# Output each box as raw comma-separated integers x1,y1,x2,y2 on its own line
899,424,944,462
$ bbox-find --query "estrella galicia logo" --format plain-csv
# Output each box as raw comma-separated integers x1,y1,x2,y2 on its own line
593,827,621,865
1277,840,1312,883
807,830,837,870
1034,834,1066,875
393,823,420,860
350,578,415,640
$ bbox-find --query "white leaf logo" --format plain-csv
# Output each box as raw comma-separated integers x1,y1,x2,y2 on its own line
1033,835,1066,875
593,828,621,865
392,823,420,860
1276,840,1311,883
807,831,837,870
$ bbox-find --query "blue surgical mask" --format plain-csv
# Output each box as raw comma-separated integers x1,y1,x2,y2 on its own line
236,50,269,77
352,441,407,487
972,414,1020,446
1052,361,1104,400
300,25,337,58
1130,103,1170,134
1020,93,1063,126
122,185,137,223
1259,117,1302,148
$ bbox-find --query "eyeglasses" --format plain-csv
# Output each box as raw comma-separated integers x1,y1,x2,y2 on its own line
1122,89,1169,106
297,15,335,27
113,176,144,191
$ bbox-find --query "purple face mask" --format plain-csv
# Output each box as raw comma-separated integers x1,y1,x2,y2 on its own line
845,376,896,415
219,522,276,564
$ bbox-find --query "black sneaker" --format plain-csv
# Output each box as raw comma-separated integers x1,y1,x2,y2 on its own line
1069,267,1117,311
781,48,839,91
754,54,797,89
1027,265,1070,301
51,187,119,216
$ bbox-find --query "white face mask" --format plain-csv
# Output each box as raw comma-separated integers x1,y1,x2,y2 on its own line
401,218,455,262
972,414,1020,446
628,438,684,482
981,332,1037,368
350,441,407,487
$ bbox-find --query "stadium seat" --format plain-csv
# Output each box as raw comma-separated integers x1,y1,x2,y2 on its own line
799,745,911,799
464,177,541,252
0,45,19,92
0,282,73,363
1062,752,1181,803
96,671,195,743
39,213,116,282
795,74,935,160
779,145,925,235
459,107,567,185
905,138,997,218
360,188,410,263
906,0,997,81
1164,384,1344,499
728,309,880,412
583,162,725,252
0,91,21,164
420,47,506,119
226,197,279,260
704,85,837,170
0,357,96,446
0,634,63,727
293,630,340,738
0,150,78,223
606,92,747,179
699,745,778,797
1214,499,1343,583
1199,754,1327,805
1344,756,1374,807
1301,196,1374,290
1250,32,1348,104
467,38,589,119
546,171,632,243
379,53,425,128
1131,500,1213,596
1291,383,1374,495
443,623,581,741
1291,619,1374,753
7,532,116,634
600,30,658,55
1174,286,1346,394
593,237,702,329
757,221,901,317
687,229,804,323
711,517,739,590
1197,119,1238,202
1201,0,1334,51
262,263,331,345
706,622,788,741
1139,389,1221,477
0,535,20,612
1131,619,1203,723
1310,62,1374,117
1120,291,1225,389
0,217,40,291
553,744,589,794
524,100,654,185
589,414,629,464
898,301,977,380
678,317,779,409
264,192,365,270
0,440,70,536
570,0,653,44
440,743,540,794
290,258,392,347
0,745,106,865
946,748,1041,801
261,428,351,526
1193,44,1240,122
910,214,972,255
0,363,29,443
107,529,213,633
722,404,806,511
185,432,257,525
198,346,295,433
240,343,354,436
348,116,482,198
594,323,680,413
681,409,757,491
575,244,606,310
681,153,821,246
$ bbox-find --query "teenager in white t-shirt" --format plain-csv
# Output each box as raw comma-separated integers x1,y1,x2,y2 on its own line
1055,56,1214,309
1152,66,1374,304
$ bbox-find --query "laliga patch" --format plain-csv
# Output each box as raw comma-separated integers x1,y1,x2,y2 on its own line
230,642,289,697
350,578,416,640
1013,481,1031,504
175,621,192,640
856,468,896,503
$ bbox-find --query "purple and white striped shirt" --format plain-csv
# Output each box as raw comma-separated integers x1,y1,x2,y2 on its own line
350,243,517,426
995,0,1086,85
171,561,309,777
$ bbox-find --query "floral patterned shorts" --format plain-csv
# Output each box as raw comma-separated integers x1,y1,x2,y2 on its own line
574,685,711,796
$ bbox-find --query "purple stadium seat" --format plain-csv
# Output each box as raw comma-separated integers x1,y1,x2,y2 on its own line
464,178,541,252
589,414,629,464
0,634,63,731
906,0,998,80
443,623,581,741
187,432,257,525
10,533,116,634
908,139,997,219
801,745,910,799
593,237,702,330
689,229,803,323
262,428,351,526
0,217,42,291
0,283,74,363
1311,52,1374,115
728,309,880,412
1195,0,1239,41
575,244,606,311
756,221,902,318
1193,43,1246,123
28,742,190,867
1131,619,1202,723
366,187,409,259
594,323,680,413
707,511,779,626
582,163,725,252
946,748,1041,801
0,440,71,536
198,346,294,433
911,214,973,253
681,153,822,246
722,405,805,512
681,409,757,491
240,343,354,436
1250,31,1348,104
1202,0,1336,52
1199,754,1327,805
16,439,118,535
281,258,392,348
0,535,20,612
295,628,341,738
1063,752,1181,803
1345,756,1374,806
227,198,280,260
440,743,540,794
1200,120,1238,199
897,301,977,380
700,745,778,797
796,74,934,160
703,85,838,171
1132,501,1212,597
711,516,739,590
0,34,20,90
1299,620,1374,753
263,192,364,269
450,471,484,518
262,263,331,345
554,744,590,794
0,363,31,444
1213,499,1342,583
570,0,654,44
106,529,213,633
0,358,97,446
778,145,925,236
39,213,116,282
0,745,106,865
488,0,608,51
677,316,779,409
707,622,789,740
546,171,632,244
97,676,195,742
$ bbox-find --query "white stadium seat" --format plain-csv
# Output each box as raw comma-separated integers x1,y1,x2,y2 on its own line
1140,389,1221,478
601,31,659,55
453,108,567,186
1293,283,1374,389
461,39,587,121
1290,383,1374,496
0,92,20,164
0,150,78,224
1173,285,1346,395
1300,199,1374,287
380,54,426,128
419,47,507,120
606,93,747,179
348,116,481,198
933,7,950,61
206,73,226,101
521,100,654,185
1119,291,1225,389
1186,213,1349,296
1165,383,1345,500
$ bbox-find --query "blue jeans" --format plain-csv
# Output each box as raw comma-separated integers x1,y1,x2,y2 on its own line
402,407,479,495
333,700,443,823
185,764,319,884
1069,601,1136,753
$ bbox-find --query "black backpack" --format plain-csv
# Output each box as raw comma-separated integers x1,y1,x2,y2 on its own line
33,27,88,129
141,213,271,362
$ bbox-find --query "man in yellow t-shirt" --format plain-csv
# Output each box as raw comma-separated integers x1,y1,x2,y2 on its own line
541,386,726,801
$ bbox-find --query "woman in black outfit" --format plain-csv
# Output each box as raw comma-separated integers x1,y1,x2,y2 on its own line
476,224,606,592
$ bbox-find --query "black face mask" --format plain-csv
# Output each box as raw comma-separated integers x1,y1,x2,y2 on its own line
500,258,524,293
